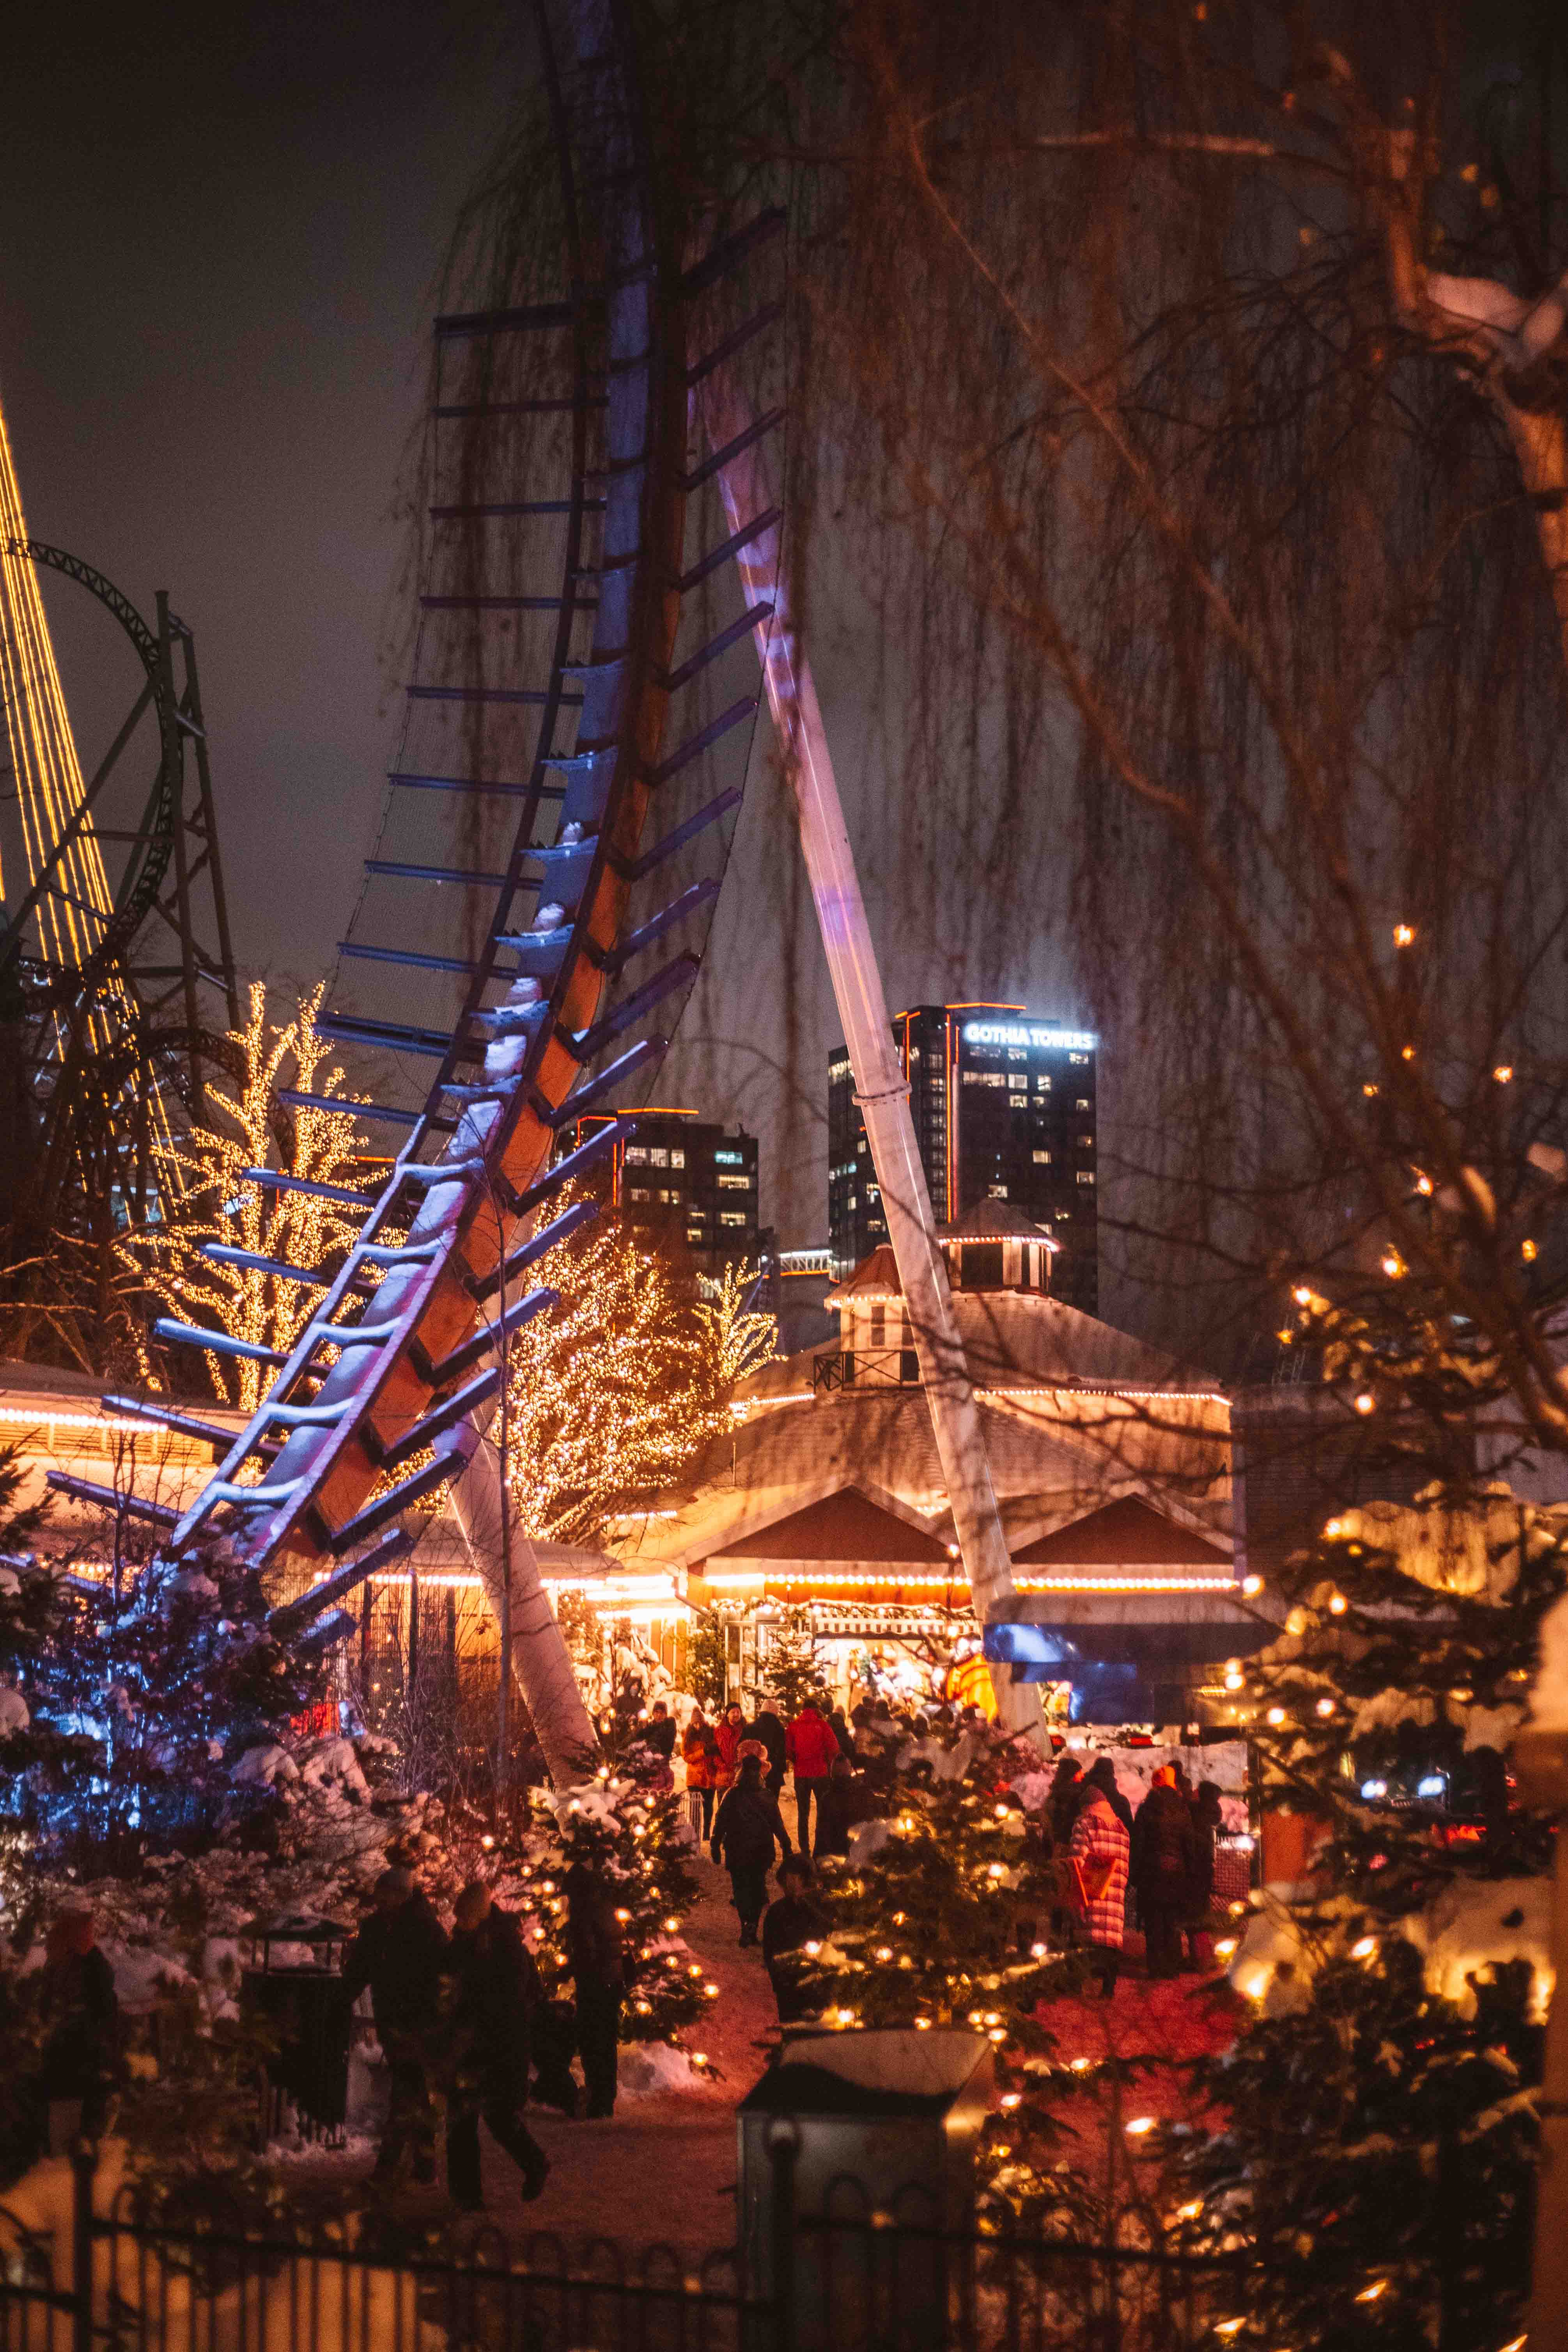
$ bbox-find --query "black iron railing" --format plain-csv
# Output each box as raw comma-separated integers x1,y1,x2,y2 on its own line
0,2145,1286,2352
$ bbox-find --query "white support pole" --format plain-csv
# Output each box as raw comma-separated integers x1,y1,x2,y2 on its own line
704,387,1043,1744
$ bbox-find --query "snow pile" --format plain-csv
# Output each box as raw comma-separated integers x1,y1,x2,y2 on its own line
617,2040,704,2097
1225,1878,1552,2021
230,1741,298,1788
295,1736,371,1804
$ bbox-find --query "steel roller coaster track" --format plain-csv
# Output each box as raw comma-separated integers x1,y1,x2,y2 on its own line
84,0,1034,1740
81,0,778,1603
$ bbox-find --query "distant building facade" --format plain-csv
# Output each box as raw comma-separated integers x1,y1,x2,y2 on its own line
828,1003,1098,1311
560,1108,760,1273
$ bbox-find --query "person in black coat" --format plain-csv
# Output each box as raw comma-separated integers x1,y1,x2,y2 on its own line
443,1884,549,2210
1047,1756,1084,1848
564,1861,625,2119
341,1867,449,2183
749,1701,788,1797
762,1856,827,2024
37,1910,120,2147
1130,1768,1198,1980
828,1708,856,1762
1081,1755,1134,1835
643,1701,677,1762
1185,1781,1224,1970
712,1755,793,1943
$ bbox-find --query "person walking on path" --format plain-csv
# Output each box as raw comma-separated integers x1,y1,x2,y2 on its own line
762,1856,828,2024
1131,1765,1198,1981
1185,1780,1224,1971
712,1754,793,1945
1069,1779,1130,1998
341,1867,449,2184
682,1705,719,1836
564,1861,626,2119
751,1698,788,1797
713,1701,747,1795
443,1884,549,2211
35,1909,120,2151
786,1698,840,1856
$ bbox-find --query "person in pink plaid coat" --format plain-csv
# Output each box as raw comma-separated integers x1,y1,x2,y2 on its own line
1069,1779,1131,1998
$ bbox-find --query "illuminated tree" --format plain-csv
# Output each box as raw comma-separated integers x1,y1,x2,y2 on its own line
120,984,372,1411
501,1198,774,1543
696,1260,776,1390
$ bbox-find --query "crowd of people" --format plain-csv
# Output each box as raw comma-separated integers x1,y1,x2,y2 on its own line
338,1854,638,2209
678,1688,1231,2017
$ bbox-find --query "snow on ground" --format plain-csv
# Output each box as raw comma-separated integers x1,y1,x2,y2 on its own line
1225,1874,1553,2019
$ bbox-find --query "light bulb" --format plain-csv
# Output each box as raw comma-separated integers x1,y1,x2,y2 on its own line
1328,1593,1348,1614
1392,923,1414,946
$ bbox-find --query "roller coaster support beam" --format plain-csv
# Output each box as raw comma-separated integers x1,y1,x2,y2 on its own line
705,384,1044,1746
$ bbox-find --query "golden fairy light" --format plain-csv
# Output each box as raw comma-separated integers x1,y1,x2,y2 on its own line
500,1186,776,1544
120,982,372,1411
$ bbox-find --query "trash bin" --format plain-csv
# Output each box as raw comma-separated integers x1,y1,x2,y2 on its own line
737,2029,994,2351
239,1911,352,2143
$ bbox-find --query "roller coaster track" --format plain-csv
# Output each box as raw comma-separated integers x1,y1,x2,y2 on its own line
89,0,779,1602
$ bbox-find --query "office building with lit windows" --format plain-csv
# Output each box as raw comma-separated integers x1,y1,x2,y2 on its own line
828,1003,1098,1312
559,1109,760,1273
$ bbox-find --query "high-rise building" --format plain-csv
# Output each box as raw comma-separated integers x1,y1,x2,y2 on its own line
560,1108,760,1272
827,1003,1098,1312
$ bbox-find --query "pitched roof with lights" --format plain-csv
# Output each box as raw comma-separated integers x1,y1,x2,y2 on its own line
936,1200,1059,1244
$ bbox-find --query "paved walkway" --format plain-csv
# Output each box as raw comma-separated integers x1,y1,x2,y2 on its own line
468,1850,776,2254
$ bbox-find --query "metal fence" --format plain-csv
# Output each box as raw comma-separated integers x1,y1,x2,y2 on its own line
1,2148,1266,2352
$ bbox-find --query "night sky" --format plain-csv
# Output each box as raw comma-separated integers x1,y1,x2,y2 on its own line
0,4,1083,1248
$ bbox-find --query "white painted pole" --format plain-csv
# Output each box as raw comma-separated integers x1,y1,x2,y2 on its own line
704,386,1042,1744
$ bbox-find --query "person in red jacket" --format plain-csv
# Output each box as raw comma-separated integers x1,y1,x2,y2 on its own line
785,1698,841,1856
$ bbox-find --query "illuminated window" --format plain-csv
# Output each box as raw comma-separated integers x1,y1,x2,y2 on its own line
1076,1171,1095,1186
1077,1134,1093,1148
624,1146,649,1165
670,1149,686,1169
1008,1072,1028,1090
627,1185,649,1202
648,1147,669,1168
1075,1097,1091,1111
962,1072,1006,1088
848,1193,858,1209
719,1212,747,1227
1034,1075,1052,1092
717,1173,750,1189
1032,1150,1052,1164
1008,1047,1028,1062
1070,1053,1090,1065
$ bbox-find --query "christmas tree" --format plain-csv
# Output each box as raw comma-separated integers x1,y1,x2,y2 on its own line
758,1605,826,1717
1170,1474,1566,2341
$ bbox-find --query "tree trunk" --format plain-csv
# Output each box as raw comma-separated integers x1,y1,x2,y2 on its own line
444,1417,600,1787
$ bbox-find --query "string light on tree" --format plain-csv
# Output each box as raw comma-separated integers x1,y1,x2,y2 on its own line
119,984,371,1412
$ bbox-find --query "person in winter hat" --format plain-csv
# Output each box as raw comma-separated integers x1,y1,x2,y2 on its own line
340,1867,449,2183
711,1753,793,1944
1130,1765,1198,1980
1068,1776,1130,1998
37,1909,120,2150
785,1698,841,1855
443,1883,549,2210
1047,1756,1084,1848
